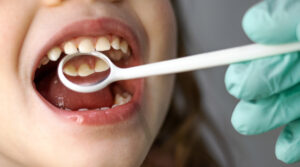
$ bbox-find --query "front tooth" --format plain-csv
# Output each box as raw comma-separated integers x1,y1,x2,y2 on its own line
64,41,78,55
41,57,50,65
47,47,62,61
95,59,109,72
78,64,94,77
78,38,95,53
63,64,78,76
96,37,111,51
111,36,120,50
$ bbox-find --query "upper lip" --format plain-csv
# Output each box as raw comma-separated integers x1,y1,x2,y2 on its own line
31,17,142,81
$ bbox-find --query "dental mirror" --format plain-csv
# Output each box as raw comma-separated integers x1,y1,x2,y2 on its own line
58,52,113,93
58,42,300,93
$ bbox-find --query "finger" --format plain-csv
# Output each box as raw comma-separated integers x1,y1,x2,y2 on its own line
225,52,300,100
276,119,300,164
231,83,300,135
242,0,300,44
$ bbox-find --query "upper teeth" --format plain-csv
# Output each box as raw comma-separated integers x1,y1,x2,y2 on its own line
77,64,95,77
63,64,78,76
47,47,62,61
120,41,128,54
63,41,78,55
78,38,95,53
95,59,109,72
40,35,130,67
111,36,120,50
62,59,109,77
96,36,111,51
41,57,50,65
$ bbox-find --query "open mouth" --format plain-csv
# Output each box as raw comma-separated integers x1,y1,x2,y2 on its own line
32,19,144,125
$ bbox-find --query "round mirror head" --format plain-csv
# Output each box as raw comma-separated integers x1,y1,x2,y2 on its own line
58,52,113,93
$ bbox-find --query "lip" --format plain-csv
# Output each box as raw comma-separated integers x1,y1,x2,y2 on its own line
32,18,144,125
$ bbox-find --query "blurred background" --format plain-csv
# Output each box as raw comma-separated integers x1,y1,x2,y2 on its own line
173,0,299,166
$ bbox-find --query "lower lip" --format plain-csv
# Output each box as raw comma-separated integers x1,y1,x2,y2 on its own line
36,79,144,125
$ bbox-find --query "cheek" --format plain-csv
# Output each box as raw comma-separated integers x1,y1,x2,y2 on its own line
144,1,177,109
132,0,177,62
0,2,38,98
145,75,175,134
0,3,37,117
132,0,177,132
0,2,38,107
0,2,38,69
0,1,38,165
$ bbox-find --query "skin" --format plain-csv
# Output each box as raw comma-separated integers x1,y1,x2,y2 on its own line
0,0,177,167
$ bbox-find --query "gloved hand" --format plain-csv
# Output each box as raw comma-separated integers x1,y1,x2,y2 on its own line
225,0,300,164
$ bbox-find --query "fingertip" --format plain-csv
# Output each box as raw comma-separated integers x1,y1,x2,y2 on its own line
225,65,242,98
225,62,268,100
225,63,255,100
242,1,297,44
276,131,299,163
231,108,249,135
276,121,300,164
242,2,271,44
231,101,263,135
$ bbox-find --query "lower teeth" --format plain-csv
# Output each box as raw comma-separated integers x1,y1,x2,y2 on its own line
78,108,88,111
63,92,132,111
100,107,110,110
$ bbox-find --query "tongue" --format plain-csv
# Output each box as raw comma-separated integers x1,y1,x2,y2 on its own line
36,71,114,110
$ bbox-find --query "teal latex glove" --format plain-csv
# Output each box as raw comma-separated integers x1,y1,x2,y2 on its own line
225,0,300,164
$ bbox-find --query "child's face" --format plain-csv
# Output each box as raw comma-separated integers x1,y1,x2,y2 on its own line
0,0,177,166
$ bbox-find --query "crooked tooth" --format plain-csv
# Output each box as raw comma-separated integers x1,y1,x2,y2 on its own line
41,57,50,65
63,64,78,76
120,41,128,54
64,41,78,55
47,47,62,61
78,38,95,53
95,59,109,72
78,64,94,77
114,93,132,106
96,37,111,51
111,36,120,50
